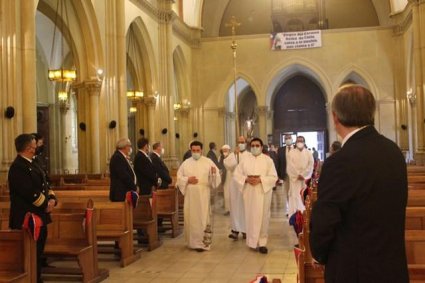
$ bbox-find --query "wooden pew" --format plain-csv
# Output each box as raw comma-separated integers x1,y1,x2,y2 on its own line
406,207,425,230
297,194,325,283
0,230,36,283
44,200,109,282
156,188,181,238
133,194,161,251
405,230,425,281
408,190,425,207
39,190,141,267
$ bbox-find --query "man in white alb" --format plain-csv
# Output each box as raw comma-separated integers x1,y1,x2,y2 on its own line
177,141,221,252
233,137,278,254
286,135,314,216
224,136,250,240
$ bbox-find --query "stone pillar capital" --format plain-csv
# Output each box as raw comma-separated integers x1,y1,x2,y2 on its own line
72,80,102,96
257,106,269,115
144,95,157,107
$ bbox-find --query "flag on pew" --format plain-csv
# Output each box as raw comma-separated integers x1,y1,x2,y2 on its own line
289,210,303,236
22,212,43,241
126,190,139,208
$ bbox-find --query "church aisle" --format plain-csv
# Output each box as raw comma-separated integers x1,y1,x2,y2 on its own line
103,186,298,283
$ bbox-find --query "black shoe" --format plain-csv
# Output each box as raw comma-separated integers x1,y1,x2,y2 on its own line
242,233,246,239
195,248,205,252
228,230,238,240
258,246,268,254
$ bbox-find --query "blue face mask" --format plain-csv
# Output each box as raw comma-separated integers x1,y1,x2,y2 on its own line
192,153,201,160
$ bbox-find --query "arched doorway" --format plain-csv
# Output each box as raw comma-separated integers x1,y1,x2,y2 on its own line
272,75,327,159
225,78,258,146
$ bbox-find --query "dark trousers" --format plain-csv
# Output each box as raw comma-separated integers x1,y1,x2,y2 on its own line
37,226,48,283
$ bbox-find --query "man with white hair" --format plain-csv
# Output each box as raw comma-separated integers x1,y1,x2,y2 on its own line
109,138,138,201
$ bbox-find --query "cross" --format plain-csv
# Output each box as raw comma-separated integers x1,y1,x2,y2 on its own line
225,16,241,37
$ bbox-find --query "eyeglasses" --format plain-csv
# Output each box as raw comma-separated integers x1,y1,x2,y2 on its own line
251,144,261,148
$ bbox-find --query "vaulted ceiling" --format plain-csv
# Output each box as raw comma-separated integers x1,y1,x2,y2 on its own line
200,0,395,37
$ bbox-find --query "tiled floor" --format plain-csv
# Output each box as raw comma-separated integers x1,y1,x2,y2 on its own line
51,185,298,283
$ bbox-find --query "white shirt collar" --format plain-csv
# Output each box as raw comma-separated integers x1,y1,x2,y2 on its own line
152,151,160,158
21,155,33,163
139,149,150,158
341,126,367,147
118,150,129,160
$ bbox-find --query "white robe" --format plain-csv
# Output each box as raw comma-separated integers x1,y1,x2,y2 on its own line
223,150,250,233
233,153,278,248
286,148,314,216
222,160,231,212
177,156,221,250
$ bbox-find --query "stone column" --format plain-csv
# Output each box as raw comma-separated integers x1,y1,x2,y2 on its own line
257,106,268,142
21,0,36,133
145,96,157,141
157,0,178,168
73,80,102,173
412,0,425,163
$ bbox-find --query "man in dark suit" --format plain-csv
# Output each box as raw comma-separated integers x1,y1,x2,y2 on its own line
310,84,408,282
277,134,293,213
134,138,158,195
150,142,172,189
9,133,57,283
109,138,138,201
207,142,220,168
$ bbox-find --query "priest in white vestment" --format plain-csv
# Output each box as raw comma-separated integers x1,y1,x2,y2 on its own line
177,141,221,251
224,136,250,240
233,137,278,254
286,136,314,216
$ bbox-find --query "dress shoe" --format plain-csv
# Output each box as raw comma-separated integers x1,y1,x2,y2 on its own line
223,211,230,216
258,246,268,254
228,230,238,240
195,248,205,252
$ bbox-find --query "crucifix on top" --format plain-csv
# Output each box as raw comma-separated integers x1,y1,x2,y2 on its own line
225,16,241,52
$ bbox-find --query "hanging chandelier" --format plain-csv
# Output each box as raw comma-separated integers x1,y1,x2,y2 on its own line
48,0,77,109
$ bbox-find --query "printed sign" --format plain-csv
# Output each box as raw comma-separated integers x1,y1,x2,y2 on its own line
271,30,322,50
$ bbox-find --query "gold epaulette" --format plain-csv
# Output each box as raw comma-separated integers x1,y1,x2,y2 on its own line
33,193,46,207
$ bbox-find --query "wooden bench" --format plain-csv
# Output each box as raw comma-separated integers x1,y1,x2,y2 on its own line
405,230,425,281
156,188,181,238
408,190,425,207
41,190,141,267
44,200,109,282
297,195,325,283
133,194,161,251
406,207,425,230
0,229,36,283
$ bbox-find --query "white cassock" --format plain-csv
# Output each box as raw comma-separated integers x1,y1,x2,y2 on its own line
223,150,251,233
233,153,278,248
222,159,231,212
177,156,221,250
286,148,314,216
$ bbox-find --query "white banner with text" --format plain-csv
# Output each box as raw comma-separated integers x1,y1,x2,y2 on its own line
271,30,322,50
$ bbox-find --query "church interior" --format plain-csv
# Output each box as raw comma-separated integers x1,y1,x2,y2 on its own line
0,0,424,282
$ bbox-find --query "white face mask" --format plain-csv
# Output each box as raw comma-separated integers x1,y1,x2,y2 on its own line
238,143,246,151
223,151,229,157
129,147,133,155
251,147,262,156
192,153,201,160
161,148,165,155
296,142,304,150
285,139,292,146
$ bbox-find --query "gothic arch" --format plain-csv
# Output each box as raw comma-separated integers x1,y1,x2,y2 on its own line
264,58,332,109
129,17,159,92
334,65,379,99
173,46,190,102
220,72,261,111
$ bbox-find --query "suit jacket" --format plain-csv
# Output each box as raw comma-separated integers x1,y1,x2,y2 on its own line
207,150,220,168
277,145,291,180
134,150,157,195
149,152,172,189
8,155,55,228
310,126,408,282
109,150,137,201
